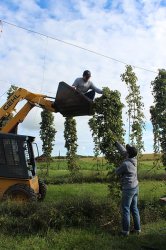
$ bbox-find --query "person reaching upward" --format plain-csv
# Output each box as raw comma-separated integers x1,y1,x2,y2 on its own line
115,142,141,236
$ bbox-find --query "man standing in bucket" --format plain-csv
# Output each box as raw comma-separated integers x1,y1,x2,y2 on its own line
72,70,103,100
115,142,141,236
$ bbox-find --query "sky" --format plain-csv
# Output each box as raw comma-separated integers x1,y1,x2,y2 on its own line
0,0,166,156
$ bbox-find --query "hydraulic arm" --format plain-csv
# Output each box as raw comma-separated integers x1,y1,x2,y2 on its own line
0,87,55,133
0,82,94,133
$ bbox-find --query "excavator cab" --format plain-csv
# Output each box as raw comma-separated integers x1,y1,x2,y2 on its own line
0,132,36,179
54,82,94,117
0,132,46,201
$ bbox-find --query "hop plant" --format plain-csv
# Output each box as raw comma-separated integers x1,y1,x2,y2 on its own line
89,87,125,168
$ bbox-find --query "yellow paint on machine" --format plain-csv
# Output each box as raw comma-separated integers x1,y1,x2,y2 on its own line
0,176,39,199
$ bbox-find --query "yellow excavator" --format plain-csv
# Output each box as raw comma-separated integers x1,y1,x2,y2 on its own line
0,82,94,201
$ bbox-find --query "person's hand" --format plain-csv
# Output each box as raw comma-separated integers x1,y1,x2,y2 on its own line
72,86,77,91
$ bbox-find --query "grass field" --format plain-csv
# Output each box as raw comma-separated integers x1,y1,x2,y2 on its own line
37,158,166,184
45,181,166,203
0,220,166,250
0,158,165,250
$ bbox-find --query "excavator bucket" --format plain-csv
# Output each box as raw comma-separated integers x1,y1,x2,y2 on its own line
54,82,94,117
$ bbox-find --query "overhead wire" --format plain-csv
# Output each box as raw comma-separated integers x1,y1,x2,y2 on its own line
0,19,158,74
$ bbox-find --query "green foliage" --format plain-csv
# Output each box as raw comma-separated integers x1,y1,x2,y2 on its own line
89,87,124,167
150,69,166,166
121,65,145,155
39,110,56,174
64,117,79,172
89,87,124,198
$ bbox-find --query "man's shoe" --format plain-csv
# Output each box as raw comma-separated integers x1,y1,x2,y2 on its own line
120,231,129,237
130,229,141,235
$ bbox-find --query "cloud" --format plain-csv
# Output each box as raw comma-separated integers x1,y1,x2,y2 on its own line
0,0,166,155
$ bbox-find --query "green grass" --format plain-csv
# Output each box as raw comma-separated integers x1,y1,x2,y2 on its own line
45,183,108,203
44,180,166,203
0,158,165,250
39,169,107,178
37,157,107,171
37,157,164,170
0,220,165,250
37,160,166,184
139,180,166,201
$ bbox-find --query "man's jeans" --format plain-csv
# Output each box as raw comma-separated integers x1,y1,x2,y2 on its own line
121,185,141,233
84,90,95,100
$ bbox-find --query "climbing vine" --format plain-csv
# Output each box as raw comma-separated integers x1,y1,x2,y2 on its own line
150,69,166,166
40,110,56,175
150,106,161,167
64,117,79,172
89,87,124,199
89,87,125,167
121,65,145,156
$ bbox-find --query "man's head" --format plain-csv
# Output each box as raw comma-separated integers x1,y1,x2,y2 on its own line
126,144,137,158
83,70,91,82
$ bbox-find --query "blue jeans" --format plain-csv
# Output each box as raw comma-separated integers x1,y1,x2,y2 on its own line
84,90,95,100
121,186,141,233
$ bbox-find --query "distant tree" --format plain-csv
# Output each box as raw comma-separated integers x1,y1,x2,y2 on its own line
150,69,166,166
121,65,145,156
0,85,18,130
64,117,79,172
39,110,56,175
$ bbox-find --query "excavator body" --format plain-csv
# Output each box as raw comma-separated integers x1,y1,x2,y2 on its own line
0,82,94,201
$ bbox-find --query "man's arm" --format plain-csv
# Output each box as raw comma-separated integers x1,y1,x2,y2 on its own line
90,82,103,94
115,141,127,157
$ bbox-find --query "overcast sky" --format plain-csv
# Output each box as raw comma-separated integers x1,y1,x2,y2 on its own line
0,0,166,156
